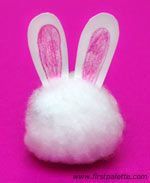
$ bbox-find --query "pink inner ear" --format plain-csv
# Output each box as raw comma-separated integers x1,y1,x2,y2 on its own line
82,28,110,83
38,24,62,79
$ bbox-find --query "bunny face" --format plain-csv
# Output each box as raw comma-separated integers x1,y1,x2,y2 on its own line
25,13,124,164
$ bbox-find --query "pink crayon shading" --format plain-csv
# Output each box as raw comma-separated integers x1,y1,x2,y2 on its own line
38,24,62,79
82,28,110,84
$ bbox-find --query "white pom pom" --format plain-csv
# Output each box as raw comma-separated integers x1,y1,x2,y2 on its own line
25,78,124,164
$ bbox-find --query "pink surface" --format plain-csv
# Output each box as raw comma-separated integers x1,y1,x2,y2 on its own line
0,0,150,182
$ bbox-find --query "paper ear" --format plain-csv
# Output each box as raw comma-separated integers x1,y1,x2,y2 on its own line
74,13,119,89
28,13,69,86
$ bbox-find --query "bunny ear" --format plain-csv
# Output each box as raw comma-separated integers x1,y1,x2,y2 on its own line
74,13,119,89
28,13,68,86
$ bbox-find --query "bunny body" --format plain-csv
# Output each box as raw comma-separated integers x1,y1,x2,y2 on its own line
25,77,123,164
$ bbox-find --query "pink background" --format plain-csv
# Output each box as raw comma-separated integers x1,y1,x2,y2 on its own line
0,0,150,182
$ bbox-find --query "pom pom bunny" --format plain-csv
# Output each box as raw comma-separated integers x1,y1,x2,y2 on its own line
25,12,124,164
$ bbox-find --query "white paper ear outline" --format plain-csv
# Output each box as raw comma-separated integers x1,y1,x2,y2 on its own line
28,13,69,86
74,13,119,89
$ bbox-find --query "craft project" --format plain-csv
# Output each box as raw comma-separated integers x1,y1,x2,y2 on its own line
25,12,124,164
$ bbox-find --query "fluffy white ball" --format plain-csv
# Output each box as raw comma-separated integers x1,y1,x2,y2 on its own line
25,78,124,164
